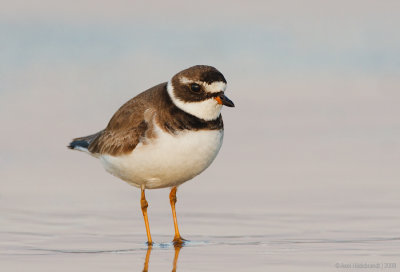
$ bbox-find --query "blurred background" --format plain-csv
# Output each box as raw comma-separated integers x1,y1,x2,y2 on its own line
1,1,399,271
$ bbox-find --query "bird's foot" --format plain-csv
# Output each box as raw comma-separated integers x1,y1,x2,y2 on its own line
172,236,188,247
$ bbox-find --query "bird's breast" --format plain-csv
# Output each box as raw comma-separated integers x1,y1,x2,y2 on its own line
100,125,224,189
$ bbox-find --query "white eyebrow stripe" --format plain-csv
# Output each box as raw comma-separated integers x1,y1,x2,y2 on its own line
179,76,226,93
179,77,194,84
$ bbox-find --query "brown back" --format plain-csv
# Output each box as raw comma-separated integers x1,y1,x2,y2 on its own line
88,83,223,156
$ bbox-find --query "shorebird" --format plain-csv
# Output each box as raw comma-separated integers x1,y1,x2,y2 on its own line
68,65,234,245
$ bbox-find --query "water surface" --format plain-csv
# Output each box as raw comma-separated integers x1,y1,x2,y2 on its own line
1,193,399,271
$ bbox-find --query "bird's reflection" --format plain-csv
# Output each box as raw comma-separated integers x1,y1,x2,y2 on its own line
142,246,152,272
171,245,181,272
142,244,183,272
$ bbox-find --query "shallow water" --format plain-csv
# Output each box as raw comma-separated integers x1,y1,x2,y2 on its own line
1,192,399,272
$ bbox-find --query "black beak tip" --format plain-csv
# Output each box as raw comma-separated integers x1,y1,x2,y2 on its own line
226,101,235,107
220,94,235,108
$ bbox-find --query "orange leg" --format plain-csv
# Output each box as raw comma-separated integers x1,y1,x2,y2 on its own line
169,187,186,245
141,187,153,245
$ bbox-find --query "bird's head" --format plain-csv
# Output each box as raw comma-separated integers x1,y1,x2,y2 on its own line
167,65,234,121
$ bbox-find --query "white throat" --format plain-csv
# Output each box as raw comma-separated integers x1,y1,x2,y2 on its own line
167,81,222,121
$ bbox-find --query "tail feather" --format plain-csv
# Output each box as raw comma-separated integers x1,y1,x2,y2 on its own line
68,139,90,150
68,130,104,153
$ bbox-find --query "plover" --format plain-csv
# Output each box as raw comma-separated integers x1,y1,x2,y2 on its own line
68,65,234,245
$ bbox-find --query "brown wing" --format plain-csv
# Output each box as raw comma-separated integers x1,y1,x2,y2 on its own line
88,83,166,156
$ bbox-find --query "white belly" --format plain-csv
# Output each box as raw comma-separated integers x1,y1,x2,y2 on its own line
99,126,224,189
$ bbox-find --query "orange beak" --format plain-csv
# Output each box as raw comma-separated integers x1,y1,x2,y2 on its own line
215,96,223,105
215,93,235,107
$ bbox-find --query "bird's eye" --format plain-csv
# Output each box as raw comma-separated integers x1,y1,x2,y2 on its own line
190,83,201,93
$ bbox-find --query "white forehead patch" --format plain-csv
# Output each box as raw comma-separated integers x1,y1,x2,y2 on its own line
167,81,222,121
204,81,227,93
180,76,226,93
